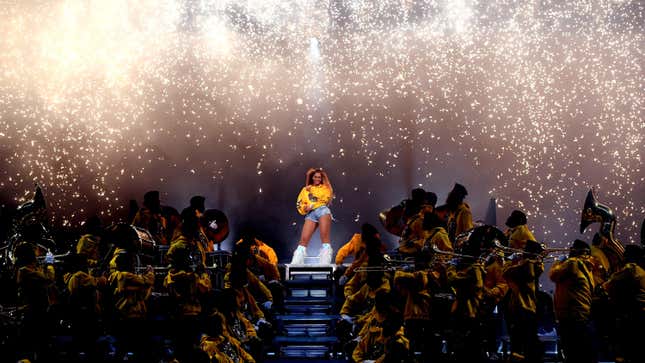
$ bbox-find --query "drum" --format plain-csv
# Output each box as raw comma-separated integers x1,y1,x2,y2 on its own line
205,250,232,268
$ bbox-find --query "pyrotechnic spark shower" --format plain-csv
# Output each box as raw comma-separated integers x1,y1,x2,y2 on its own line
0,1,642,246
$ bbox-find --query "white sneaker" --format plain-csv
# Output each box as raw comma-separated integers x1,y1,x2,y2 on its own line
291,245,306,265
319,243,333,265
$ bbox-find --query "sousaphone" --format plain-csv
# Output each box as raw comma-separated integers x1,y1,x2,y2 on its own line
580,189,624,270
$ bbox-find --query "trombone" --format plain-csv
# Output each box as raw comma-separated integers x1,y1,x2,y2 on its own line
493,240,570,260
353,254,416,273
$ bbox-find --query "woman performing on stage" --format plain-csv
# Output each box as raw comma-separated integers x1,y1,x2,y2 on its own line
291,168,334,265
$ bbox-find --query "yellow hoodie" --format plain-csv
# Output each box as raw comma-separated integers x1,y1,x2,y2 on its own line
296,185,332,215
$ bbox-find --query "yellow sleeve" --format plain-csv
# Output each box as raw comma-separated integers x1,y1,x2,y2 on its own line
343,270,365,297
296,187,309,215
240,312,258,338
123,271,154,291
254,254,281,281
246,292,265,321
602,264,634,297
258,241,278,265
344,253,368,277
352,334,369,362
67,272,97,295
340,286,367,316
316,185,333,205
485,262,508,302
394,270,426,293
431,229,453,252
456,205,474,236
236,340,256,363
549,260,571,283
247,270,273,302
336,234,361,264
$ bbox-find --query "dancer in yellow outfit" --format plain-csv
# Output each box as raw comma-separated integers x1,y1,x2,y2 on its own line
292,168,335,264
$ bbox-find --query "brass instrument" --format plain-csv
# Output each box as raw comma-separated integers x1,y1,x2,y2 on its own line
432,245,479,261
494,240,568,260
353,254,415,272
580,189,624,270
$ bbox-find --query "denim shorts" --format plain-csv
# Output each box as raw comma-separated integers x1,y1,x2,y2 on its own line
305,206,332,223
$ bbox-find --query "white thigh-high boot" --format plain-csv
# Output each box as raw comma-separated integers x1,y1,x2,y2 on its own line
291,245,306,265
319,243,333,265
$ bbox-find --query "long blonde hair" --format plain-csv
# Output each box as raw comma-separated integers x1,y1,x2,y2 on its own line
305,168,333,195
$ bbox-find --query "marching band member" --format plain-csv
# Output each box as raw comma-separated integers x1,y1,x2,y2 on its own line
167,208,207,267
108,251,154,320
132,190,168,245
393,264,437,361
15,242,56,357
447,255,485,362
336,223,387,285
64,252,107,358
398,192,439,256
201,312,256,363
422,211,453,252
549,240,596,363
75,215,104,268
164,244,212,318
502,240,544,363
235,230,280,282
481,249,508,359
353,307,410,363
601,244,645,363
224,246,273,324
218,288,263,359
504,210,537,251
340,256,392,321
445,183,474,243
292,168,334,265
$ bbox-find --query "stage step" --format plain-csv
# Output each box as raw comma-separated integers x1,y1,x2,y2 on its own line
273,336,339,359
276,314,340,322
284,278,334,299
276,314,339,338
285,264,335,281
273,263,341,359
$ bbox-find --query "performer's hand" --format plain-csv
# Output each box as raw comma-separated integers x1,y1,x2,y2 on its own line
145,265,153,274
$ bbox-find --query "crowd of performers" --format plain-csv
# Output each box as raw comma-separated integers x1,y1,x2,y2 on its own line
335,184,644,363
2,182,644,363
